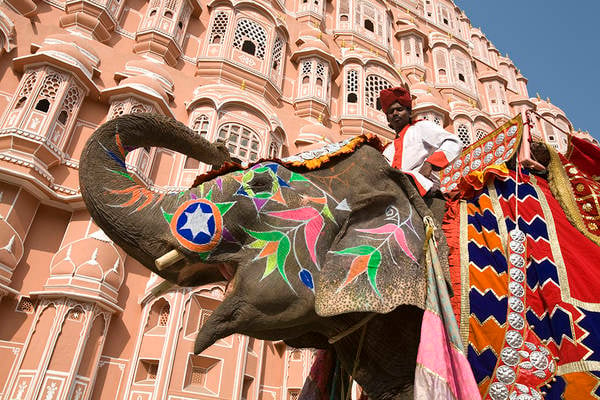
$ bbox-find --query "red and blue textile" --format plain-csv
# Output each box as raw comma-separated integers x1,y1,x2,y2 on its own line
446,171,600,399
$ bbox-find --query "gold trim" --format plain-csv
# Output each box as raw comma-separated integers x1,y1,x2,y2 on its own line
546,145,600,246
532,176,600,312
557,361,600,375
488,183,509,253
459,199,470,350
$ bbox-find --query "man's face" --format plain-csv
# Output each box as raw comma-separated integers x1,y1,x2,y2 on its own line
386,102,411,133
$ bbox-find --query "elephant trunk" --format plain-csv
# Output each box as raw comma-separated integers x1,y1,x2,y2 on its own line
79,113,231,283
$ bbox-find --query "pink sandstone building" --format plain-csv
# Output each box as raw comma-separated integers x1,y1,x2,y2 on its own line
0,0,593,399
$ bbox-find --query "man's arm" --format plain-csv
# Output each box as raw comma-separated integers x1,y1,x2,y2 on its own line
419,121,463,170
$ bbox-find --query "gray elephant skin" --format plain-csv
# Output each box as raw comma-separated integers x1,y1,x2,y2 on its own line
79,113,449,400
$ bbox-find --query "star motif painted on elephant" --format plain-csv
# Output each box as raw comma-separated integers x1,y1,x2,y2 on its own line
168,199,223,253
179,204,215,239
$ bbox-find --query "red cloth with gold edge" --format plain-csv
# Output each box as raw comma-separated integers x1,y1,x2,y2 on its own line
561,136,600,236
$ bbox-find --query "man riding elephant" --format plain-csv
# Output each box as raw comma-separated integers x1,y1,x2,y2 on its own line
380,87,463,197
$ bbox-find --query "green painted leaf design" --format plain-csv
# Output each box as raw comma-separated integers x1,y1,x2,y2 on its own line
321,205,334,221
277,236,291,284
367,250,382,296
110,169,135,182
290,172,309,182
248,239,267,249
335,245,376,256
335,245,382,296
216,201,235,215
244,229,285,242
263,254,278,278
162,209,173,223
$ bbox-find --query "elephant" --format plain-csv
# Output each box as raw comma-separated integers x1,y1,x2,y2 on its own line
79,113,452,400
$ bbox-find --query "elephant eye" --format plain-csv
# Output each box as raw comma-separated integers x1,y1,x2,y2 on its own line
249,173,273,193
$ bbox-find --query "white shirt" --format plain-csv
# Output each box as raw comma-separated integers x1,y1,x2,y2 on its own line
382,120,462,194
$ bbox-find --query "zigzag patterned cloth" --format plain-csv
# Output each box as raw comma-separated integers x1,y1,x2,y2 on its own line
446,171,600,399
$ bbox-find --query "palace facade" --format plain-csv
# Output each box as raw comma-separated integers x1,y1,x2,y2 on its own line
0,0,593,399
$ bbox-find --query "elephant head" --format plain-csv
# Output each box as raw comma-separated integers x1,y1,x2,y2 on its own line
79,113,448,399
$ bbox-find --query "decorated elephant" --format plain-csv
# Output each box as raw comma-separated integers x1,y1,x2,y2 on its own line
80,113,600,399
79,113,451,399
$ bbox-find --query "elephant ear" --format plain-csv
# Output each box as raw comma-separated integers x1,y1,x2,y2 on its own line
315,191,427,317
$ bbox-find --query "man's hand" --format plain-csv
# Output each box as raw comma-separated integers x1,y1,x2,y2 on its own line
418,161,433,178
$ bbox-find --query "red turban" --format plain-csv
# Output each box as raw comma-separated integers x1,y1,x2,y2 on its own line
379,87,412,113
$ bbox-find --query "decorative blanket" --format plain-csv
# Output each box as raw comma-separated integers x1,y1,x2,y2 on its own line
444,171,600,399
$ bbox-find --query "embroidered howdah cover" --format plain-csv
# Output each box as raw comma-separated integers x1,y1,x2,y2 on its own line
444,171,600,399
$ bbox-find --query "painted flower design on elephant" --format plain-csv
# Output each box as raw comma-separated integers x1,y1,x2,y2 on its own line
334,205,420,296
244,206,335,292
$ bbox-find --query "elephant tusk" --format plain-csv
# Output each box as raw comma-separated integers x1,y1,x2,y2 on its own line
155,249,185,270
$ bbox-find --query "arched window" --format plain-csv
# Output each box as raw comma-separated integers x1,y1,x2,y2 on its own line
191,114,210,138
145,298,170,333
456,123,471,146
346,70,358,103
35,99,50,112
423,0,434,19
434,50,449,84
55,86,80,126
544,121,556,141
339,0,350,22
365,74,391,110
269,141,280,158
217,123,261,162
233,19,266,60
301,61,312,85
35,73,62,112
57,110,68,124
364,19,374,32
14,72,37,110
209,12,228,44
158,303,170,326
316,63,325,82
67,306,84,321
271,36,285,72
451,54,472,90
241,40,256,56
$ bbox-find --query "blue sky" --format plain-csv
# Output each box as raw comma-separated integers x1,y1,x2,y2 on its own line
454,1,599,139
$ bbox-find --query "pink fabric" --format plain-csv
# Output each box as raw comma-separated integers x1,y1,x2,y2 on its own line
414,238,481,399
415,310,481,399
